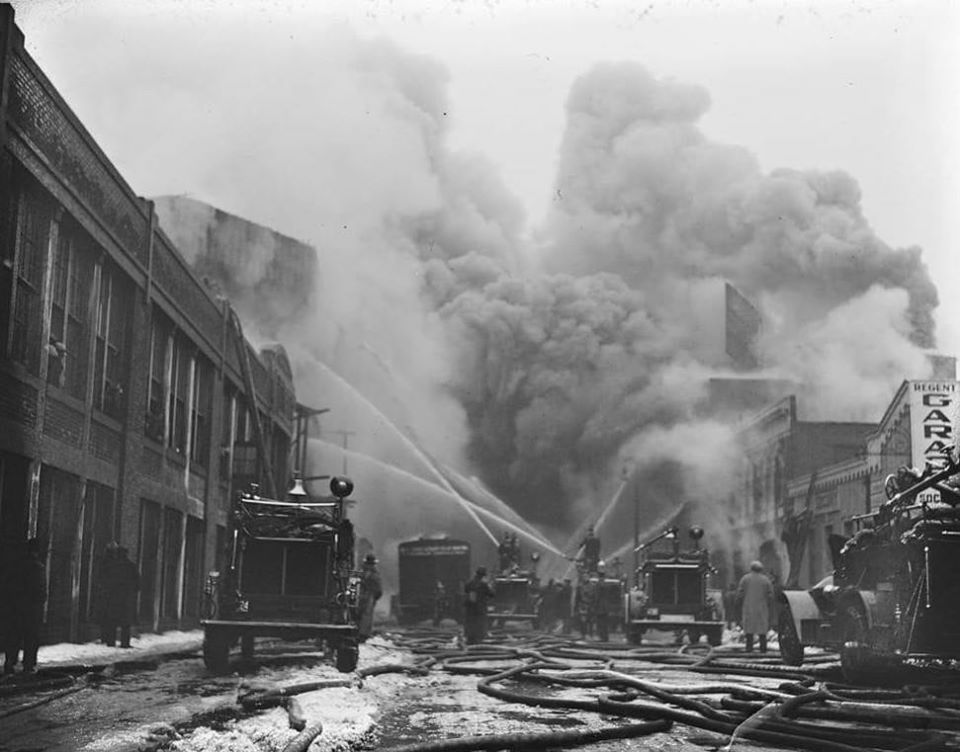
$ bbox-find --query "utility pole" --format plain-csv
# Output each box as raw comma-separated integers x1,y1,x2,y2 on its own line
325,429,357,475
633,471,640,589
294,405,330,479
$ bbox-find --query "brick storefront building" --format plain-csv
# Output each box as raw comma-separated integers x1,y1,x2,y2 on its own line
0,5,295,642
726,395,874,588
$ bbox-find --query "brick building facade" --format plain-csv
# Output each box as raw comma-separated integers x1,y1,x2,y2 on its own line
0,5,295,642
727,395,875,588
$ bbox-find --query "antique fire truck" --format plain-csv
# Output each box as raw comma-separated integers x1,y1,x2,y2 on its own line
625,526,724,646
488,552,543,629
200,476,362,673
777,454,960,680
392,537,471,626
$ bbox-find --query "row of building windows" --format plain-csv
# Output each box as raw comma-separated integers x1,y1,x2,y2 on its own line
1,164,291,488
2,168,132,423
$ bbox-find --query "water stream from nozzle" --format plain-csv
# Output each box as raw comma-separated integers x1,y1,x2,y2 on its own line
310,437,565,557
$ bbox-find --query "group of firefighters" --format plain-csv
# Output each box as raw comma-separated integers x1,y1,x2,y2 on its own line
458,526,777,650
370,524,777,652
459,527,624,644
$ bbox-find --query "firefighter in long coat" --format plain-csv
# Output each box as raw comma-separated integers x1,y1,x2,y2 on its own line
463,566,494,644
358,554,383,642
3,538,46,675
98,545,139,648
737,560,774,652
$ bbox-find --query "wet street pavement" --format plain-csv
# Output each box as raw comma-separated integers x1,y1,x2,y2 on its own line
2,627,959,752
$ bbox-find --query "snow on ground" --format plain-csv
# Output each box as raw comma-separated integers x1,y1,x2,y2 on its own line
165,635,418,752
36,630,204,669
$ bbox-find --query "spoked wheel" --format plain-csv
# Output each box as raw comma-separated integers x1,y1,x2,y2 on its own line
778,608,804,666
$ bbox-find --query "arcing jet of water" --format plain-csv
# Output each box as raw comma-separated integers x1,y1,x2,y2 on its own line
413,446,563,556
311,438,563,556
309,358,498,544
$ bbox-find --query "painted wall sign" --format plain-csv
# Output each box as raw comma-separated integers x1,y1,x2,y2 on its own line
909,380,959,503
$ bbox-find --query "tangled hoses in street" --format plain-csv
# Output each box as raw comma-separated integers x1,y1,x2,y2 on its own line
369,627,960,751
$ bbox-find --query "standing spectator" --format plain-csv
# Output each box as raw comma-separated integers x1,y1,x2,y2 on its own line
737,560,774,653
113,547,140,648
96,542,119,646
3,538,46,676
357,553,382,642
97,542,140,647
463,566,494,645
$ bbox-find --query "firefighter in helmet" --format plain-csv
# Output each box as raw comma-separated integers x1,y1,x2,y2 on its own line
358,553,383,642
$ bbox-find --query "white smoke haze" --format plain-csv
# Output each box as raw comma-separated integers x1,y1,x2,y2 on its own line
757,285,933,422
143,25,941,573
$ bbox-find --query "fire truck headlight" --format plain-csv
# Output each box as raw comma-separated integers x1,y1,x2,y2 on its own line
330,476,354,499
689,527,704,541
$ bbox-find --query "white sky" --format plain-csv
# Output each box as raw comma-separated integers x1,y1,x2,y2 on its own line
9,0,960,354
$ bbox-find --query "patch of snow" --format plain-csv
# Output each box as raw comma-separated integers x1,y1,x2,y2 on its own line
38,630,203,668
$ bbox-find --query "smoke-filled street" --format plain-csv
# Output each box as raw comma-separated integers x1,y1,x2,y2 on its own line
2,2,960,752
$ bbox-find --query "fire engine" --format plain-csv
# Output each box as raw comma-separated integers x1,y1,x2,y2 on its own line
777,454,960,680
392,537,471,626
625,526,724,646
200,476,362,673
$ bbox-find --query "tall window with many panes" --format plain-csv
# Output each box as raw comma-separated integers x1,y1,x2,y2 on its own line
189,355,212,467
49,219,94,398
93,261,131,420
145,312,172,444
11,185,47,374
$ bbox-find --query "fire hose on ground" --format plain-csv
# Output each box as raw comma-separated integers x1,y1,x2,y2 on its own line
366,626,960,752
8,628,960,751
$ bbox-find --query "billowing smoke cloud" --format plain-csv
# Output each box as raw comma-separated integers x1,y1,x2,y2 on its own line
543,62,938,348
149,32,940,572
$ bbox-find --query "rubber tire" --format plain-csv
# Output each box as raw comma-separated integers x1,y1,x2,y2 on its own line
627,627,644,645
707,627,723,647
203,628,231,673
778,609,804,666
241,634,255,659
336,642,359,673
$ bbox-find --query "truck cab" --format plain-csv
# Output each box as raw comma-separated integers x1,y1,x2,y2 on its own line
625,526,723,646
